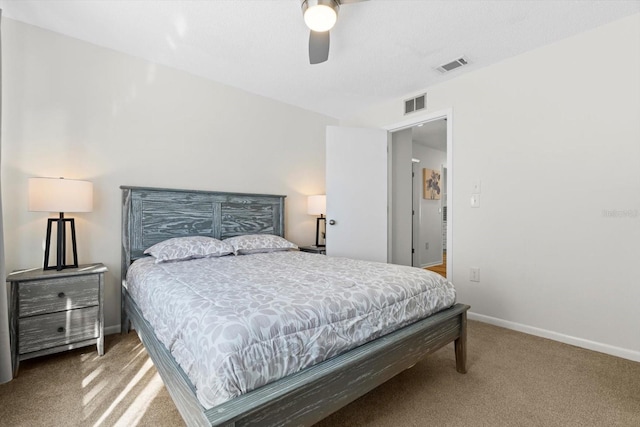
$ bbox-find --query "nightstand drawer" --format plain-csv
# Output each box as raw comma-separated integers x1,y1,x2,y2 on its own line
18,275,99,317
18,306,99,354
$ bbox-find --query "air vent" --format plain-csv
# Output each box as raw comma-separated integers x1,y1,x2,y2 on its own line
404,93,426,115
436,56,469,73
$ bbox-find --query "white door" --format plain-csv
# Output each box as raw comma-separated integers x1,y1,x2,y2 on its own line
326,126,388,262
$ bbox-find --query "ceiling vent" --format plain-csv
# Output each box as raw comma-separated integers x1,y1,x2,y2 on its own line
436,56,469,73
404,93,426,115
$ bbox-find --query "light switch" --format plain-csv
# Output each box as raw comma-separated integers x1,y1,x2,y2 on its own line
471,194,480,208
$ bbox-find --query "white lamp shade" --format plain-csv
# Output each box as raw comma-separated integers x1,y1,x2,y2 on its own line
303,0,338,32
307,195,326,216
28,177,93,213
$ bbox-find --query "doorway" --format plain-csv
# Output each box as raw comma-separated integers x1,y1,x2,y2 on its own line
425,165,447,277
386,109,452,279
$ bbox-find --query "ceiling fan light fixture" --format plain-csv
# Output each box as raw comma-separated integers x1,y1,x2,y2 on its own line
302,0,339,32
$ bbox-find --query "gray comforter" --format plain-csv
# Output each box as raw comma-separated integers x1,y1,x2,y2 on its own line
126,251,456,409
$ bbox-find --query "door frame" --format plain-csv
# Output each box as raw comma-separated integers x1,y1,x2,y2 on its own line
411,159,421,268
383,108,453,279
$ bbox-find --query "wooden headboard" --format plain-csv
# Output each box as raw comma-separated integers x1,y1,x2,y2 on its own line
121,186,286,275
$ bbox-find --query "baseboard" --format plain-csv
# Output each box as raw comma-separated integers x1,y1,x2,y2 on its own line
468,311,640,363
421,261,441,268
104,325,122,336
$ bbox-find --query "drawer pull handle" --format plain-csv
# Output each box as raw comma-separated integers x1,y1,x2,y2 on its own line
58,292,65,298
57,327,65,333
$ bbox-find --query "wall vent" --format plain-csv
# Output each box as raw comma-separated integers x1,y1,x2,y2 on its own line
404,93,426,115
436,56,469,73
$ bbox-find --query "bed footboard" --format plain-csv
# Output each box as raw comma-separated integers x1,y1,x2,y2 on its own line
123,290,469,427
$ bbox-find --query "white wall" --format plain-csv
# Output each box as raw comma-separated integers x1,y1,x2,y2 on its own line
343,14,640,360
1,19,337,332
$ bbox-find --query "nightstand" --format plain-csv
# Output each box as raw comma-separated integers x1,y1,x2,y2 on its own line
299,245,326,255
8,263,107,376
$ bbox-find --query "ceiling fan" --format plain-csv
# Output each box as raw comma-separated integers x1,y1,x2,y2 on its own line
301,0,368,64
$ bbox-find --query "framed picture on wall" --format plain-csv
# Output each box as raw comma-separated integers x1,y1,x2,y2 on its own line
423,168,441,200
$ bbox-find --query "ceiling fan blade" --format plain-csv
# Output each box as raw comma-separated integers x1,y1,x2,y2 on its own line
309,30,330,64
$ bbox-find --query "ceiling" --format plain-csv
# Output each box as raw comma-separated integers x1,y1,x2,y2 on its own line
413,119,447,152
2,1,639,120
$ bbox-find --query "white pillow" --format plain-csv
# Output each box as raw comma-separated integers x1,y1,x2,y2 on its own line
144,236,234,263
223,234,298,255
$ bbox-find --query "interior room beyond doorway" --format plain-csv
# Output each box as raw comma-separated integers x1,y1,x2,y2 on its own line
390,117,447,273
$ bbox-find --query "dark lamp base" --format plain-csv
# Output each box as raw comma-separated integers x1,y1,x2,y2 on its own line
44,215,79,271
315,216,326,247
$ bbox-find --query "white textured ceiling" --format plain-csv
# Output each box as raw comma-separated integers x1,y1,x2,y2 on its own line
2,1,639,119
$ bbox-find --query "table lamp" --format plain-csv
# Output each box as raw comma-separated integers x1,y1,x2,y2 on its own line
307,195,326,247
28,177,93,270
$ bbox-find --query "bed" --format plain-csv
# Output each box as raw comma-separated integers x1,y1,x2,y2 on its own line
120,185,469,427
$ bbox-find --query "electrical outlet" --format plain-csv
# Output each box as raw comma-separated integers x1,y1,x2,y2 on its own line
470,194,480,208
425,242,429,250
470,267,480,282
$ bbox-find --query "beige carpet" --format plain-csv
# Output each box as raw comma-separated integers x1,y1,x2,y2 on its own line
1,321,638,426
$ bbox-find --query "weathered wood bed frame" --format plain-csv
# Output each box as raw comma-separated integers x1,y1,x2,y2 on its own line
120,186,469,427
